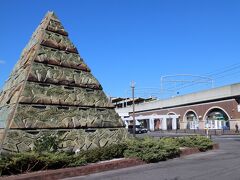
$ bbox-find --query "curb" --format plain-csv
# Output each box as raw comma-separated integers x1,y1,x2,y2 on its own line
0,144,219,180
0,159,145,180
180,143,219,156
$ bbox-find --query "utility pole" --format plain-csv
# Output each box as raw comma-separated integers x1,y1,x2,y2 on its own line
131,81,136,138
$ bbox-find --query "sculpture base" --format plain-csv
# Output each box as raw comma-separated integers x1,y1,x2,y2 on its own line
1,128,128,153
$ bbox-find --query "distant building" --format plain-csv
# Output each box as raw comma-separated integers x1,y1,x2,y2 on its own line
113,83,240,131
111,97,156,108
111,97,156,127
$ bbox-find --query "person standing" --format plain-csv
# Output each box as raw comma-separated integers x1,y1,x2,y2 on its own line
235,123,239,133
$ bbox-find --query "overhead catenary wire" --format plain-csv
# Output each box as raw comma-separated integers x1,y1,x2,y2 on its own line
165,63,240,92
124,63,240,99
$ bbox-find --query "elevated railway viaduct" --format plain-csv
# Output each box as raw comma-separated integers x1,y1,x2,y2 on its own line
116,83,240,131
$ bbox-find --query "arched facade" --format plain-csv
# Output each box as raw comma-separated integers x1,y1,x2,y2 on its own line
183,110,199,129
126,99,239,131
166,112,180,130
167,112,177,115
203,107,230,129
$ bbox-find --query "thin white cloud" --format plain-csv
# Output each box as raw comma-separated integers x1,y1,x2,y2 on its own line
0,60,5,64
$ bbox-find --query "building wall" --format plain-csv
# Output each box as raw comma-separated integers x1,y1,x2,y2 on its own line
131,99,240,130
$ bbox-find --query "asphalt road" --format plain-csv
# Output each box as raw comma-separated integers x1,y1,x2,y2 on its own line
65,136,240,180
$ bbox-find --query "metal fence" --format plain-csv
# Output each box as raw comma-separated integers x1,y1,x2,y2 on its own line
156,129,240,136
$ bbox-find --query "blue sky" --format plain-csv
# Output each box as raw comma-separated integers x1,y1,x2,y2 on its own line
1,0,240,98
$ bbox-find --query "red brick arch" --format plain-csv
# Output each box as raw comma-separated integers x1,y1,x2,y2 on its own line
167,112,177,115
183,109,199,122
203,106,231,121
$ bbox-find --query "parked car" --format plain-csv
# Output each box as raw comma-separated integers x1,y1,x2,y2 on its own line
140,127,148,133
128,125,148,134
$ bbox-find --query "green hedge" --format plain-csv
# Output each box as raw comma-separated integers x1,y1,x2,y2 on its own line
70,143,127,166
175,136,214,151
123,136,213,162
0,143,127,176
0,152,72,175
124,137,180,163
0,136,214,176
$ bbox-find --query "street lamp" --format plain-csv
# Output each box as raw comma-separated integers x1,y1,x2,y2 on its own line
131,81,136,138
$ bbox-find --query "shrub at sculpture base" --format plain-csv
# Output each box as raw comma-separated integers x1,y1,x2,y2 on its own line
124,137,180,163
0,136,214,176
175,136,214,151
0,143,127,176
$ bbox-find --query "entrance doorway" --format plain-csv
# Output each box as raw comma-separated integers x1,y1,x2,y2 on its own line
185,111,199,129
167,118,173,130
176,118,180,129
154,119,161,130
205,108,229,129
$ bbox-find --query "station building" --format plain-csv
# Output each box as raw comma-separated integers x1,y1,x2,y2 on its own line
113,83,240,131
